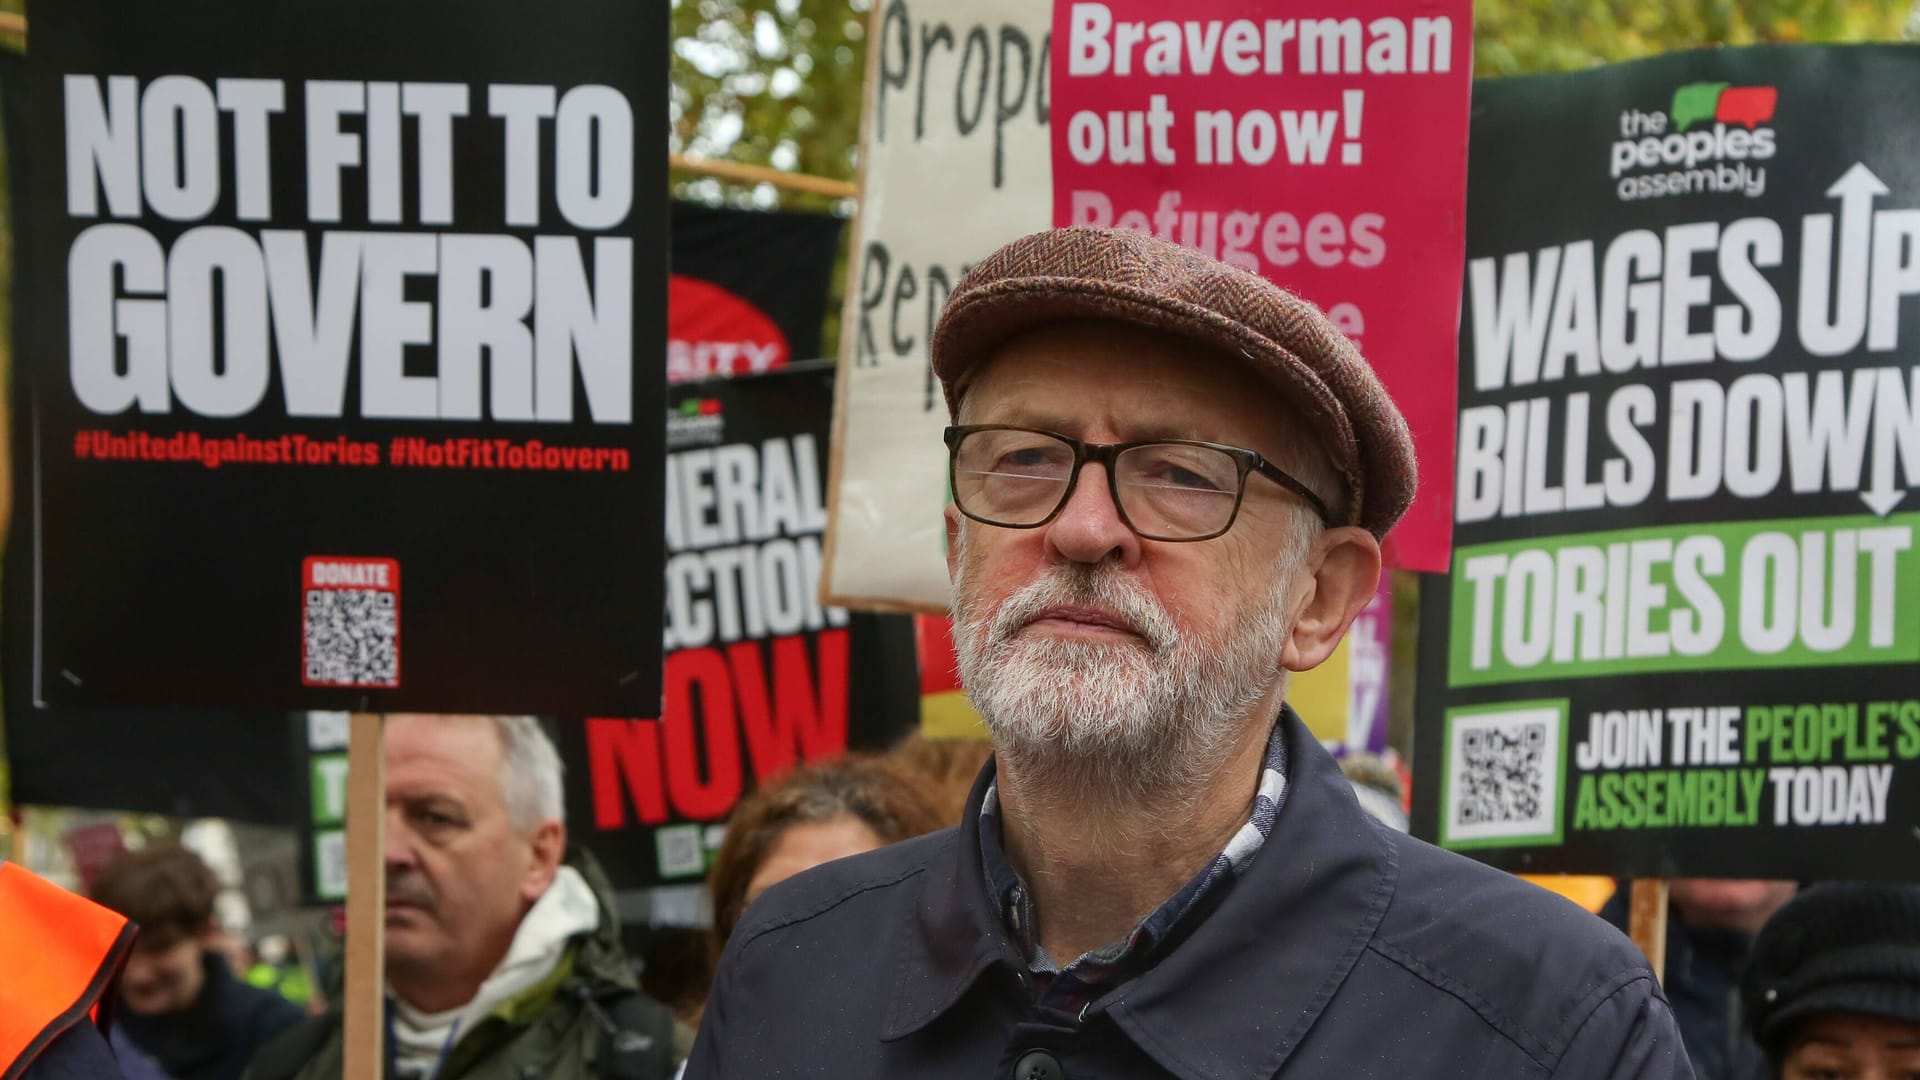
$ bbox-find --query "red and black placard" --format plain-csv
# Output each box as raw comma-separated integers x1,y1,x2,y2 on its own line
5,0,668,715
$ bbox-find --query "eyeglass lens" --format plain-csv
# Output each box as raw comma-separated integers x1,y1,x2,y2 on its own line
951,428,1243,539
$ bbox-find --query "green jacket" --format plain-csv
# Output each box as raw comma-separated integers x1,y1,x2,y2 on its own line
245,852,675,1080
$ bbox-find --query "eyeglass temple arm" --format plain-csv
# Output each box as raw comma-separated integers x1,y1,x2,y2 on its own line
1253,460,1334,524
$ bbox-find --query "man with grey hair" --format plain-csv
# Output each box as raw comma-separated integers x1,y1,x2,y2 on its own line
689,229,1692,1077
248,715,675,1080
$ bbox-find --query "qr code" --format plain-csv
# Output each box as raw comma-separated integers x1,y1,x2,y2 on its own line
655,824,706,879
1442,703,1565,847
304,589,398,687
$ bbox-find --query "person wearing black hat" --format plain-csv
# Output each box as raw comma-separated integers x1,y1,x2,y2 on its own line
1741,883,1920,1079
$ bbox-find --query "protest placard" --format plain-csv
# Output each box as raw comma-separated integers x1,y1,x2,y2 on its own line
6,0,667,716
1049,1,1472,570
562,366,921,888
823,0,1054,612
669,203,845,383
3,706,298,825
825,0,1472,613
298,713,350,904
1412,46,1920,880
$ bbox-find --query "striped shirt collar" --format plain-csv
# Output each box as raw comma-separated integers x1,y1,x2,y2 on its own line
977,712,1292,1009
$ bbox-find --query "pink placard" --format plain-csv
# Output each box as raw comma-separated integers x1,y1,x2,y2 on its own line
1050,2,1472,570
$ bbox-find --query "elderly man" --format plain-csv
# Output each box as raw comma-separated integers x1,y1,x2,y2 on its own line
687,228,1690,1078
247,715,674,1080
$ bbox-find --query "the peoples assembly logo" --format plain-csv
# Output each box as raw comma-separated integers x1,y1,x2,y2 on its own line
1609,81,1778,202
666,397,725,448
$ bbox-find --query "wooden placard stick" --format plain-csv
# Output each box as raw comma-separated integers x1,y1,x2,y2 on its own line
343,712,387,1080
668,153,857,201
1628,878,1669,985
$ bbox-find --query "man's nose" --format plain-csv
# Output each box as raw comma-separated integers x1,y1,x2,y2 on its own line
382,804,415,868
1045,462,1143,567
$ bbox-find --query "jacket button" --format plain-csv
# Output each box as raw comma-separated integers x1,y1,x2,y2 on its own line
1014,1049,1063,1080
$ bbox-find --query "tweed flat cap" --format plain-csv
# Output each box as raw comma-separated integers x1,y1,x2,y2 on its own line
930,227,1417,539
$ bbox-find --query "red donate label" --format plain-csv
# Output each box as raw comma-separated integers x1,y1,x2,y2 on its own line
1049,1,1472,571
301,556,401,689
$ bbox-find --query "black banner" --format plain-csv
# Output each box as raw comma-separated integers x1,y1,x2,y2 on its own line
6,0,667,715
6,708,299,824
6,203,849,905
1412,46,1920,880
556,367,920,889
668,203,843,381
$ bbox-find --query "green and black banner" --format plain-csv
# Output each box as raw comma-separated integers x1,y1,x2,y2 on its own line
1412,45,1920,880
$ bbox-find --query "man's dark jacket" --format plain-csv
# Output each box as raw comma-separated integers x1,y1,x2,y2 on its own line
688,711,1694,1079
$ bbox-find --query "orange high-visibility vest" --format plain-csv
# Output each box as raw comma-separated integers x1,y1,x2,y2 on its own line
0,862,136,1080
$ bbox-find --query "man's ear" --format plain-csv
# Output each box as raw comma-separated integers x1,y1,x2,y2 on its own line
521,820,566,903
1280,526,1382,672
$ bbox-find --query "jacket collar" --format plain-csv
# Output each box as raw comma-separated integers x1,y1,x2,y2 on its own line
565,847,640,994
884,708,1399,1080
882,758,1026,1041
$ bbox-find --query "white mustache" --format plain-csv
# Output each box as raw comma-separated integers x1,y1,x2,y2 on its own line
987,564,1179,653
386,870,436,909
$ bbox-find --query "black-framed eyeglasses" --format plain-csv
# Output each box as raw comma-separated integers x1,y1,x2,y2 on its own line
944,425,1332,542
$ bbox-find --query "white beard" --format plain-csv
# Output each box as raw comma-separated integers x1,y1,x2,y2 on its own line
952,552,1297,795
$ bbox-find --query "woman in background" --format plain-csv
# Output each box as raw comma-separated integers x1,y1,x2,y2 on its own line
655,755,945,1075
707,755,946,952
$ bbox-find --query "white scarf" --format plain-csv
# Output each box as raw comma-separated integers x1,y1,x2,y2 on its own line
388,866,601,1079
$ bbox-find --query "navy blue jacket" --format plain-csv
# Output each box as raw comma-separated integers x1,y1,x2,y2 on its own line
689,711,1694,1079
1598,892,1768,1080
22,1022,124,1080
115,954,303,1080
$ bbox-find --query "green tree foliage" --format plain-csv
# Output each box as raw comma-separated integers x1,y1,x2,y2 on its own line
670,0,868,214
1472,0,1914,76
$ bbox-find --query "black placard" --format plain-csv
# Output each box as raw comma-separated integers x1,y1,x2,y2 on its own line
6,0,667,715
1411,45,1920,880
667,202,844,381
557,366,921,889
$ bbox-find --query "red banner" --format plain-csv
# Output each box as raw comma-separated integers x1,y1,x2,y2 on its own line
1050,1,1472,570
